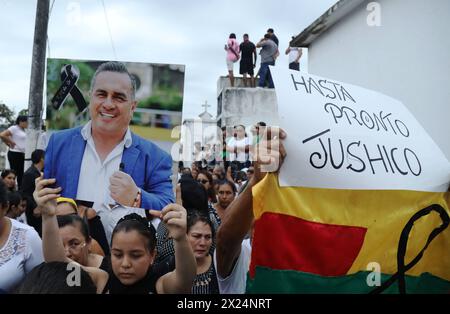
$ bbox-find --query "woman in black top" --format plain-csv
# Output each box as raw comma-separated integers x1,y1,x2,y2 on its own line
187,210,219,294
155,174,220,264
100,213,191,294
35,176,196,294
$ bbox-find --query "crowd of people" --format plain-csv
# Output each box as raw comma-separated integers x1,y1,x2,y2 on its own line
0,60,286,294
187,122,267,180
0,138,283,294
224,28,303,88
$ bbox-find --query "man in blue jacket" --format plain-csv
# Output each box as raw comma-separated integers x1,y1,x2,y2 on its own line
44,61,174,239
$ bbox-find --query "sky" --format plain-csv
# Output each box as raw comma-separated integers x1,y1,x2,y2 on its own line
0,0,336,121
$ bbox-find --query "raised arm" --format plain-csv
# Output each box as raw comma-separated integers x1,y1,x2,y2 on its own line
215,175,255,277
216,127,287,277
33,176,68,263
156,203,196,294
35,178,108,292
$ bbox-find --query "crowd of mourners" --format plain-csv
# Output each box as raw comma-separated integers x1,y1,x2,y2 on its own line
0,119,281,294
0,60,287,294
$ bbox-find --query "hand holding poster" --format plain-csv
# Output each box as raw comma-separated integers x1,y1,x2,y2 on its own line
271,68,450,192
247,68,450,294
45,59,184,240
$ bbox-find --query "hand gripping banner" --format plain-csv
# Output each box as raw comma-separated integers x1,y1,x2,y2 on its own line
50,64,87,113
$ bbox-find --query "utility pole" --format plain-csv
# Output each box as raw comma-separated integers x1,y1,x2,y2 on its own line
25,0,49,170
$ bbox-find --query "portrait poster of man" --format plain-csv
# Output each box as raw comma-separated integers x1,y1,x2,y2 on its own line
44,58,184,239
46,58,185,153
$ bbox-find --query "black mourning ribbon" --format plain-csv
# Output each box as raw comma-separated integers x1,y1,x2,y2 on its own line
51,64,87,113
370,204,450,294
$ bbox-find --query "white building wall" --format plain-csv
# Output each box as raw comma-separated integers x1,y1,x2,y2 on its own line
216,76,279,130
219,88,279,129
181,118,219,165
307,0,450,159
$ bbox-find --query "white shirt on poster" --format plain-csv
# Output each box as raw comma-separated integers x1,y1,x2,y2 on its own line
76,121,146,243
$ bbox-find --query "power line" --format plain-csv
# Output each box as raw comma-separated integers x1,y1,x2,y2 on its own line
101,0,117,60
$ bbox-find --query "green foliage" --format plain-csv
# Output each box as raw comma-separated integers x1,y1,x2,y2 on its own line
47,105,78,130
0,102,15,126
137,85,183,111
46,59,95,125
18,109,28,116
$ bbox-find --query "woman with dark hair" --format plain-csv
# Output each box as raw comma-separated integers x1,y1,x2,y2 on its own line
106,209,197,294
43,212,104,269
154,175,221,265
56,214,104,266
187,210,219,294
191,163,199,180
214,180,237,221
97,212,191,294
5,191,26,220
197,170,217,204
0,115,28,188
34,176,196,294
55,197,109,257
36,192,105,270
0,180,43,293
1,169,17,192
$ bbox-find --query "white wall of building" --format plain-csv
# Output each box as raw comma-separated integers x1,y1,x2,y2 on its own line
307,0,450,159
181,118,219,165
219,88,279,129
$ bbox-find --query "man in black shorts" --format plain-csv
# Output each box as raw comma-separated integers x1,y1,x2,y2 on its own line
239,34,257,87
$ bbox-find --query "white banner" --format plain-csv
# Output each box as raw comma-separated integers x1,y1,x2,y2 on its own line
271,67,450,192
